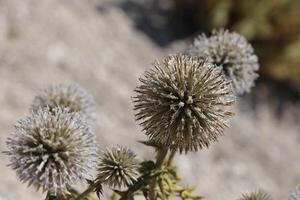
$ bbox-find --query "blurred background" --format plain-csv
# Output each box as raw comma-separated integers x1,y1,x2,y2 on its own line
0,0,299,199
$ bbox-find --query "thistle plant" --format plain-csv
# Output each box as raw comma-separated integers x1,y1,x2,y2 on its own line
31,83,96,124
4,30,286,200
188,29,259,94
5,107,97,195
133,54,234,152
97,146,139,188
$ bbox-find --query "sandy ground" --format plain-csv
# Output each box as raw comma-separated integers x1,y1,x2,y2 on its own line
0,0,299,199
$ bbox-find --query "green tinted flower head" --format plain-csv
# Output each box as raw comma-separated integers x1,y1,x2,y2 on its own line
97,146,139,188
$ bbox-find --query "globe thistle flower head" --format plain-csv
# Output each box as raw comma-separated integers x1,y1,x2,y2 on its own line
31,82,96,124
97,146,139,188
188,29,259,94
133,54,235,153
5,107,97,194
289,186,300,200
239,191,272,200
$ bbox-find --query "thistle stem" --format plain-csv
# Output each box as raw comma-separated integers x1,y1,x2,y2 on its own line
166,150,176,166
74,181,99,200
149,147,168,200
149,178,157,200
156,147,168,167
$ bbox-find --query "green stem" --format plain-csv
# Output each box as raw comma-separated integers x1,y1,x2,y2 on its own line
149,147,168,200
149,178,157,200
120,166,169,200
166,150,176,166
158,179,167,200
156,147,168,167
74,181,99,200
45,192,56,200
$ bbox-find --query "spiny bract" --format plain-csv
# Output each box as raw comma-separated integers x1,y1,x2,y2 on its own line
31,82,96,124
5,107,97,194
289,186,300,200
188,29,259,95
97,146,139,188
239,191,272,200
133,54,235,153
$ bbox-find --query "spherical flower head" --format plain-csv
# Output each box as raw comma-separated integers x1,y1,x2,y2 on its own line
133,54,235,153
31,83,96,124
289,186,300,200
239,191,272,200
188,29,259,94
5,107,97,194
97,146,139,188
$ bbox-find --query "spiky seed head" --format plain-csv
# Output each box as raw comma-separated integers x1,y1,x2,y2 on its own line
31,83,96,124
97,146,139,188
239,191,272,200
289,186,300,200
5,107,97,194
188,29,259,94
133,54,235,153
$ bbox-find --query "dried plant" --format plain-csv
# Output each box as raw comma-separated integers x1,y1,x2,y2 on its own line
31,83,96,124
5,107,97,194
133,54,235,152
3,29,279,200
96,146,139,188
188,29,259,94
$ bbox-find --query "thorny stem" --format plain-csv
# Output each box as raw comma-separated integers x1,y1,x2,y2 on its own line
166,150,176,166
149,178,157,200
75,148,170,200
149,147,168,200
74,181,99,200
156,147,168,167
119,170,157,200
158,178,167,200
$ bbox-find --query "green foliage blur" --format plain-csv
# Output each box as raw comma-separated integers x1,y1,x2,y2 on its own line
171,0,300,82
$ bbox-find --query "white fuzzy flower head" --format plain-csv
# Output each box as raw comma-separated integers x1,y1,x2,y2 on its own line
31,83,96,124
289,186,300,200
5,107,97,194
188,29,259,94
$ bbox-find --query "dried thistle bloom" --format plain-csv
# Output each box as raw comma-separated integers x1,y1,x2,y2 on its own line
188,29,259,94
5,107,97,194
239,191,272,200
97,146,139,188
289,186,300,200
31,83,96,124
133,54,235,152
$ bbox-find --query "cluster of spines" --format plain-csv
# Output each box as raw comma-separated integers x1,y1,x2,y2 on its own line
239,191,272,200
31,82,96,124
5,28,263,199
5,107,97,194
188,29,259,94
134,54,235,152
97,146,139,188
